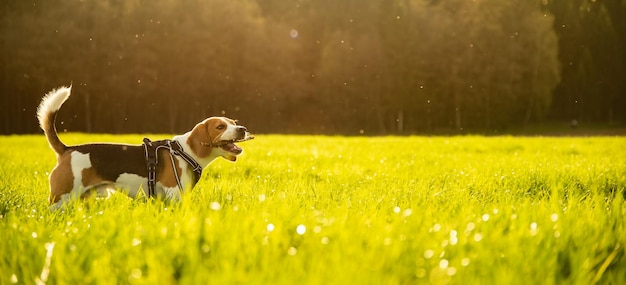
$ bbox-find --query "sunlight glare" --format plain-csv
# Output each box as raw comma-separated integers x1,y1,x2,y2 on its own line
465,222,475,233
290,29,299,39
439,259,449,269
474,233,483,242
210,201,221,211
321,237,329,244
393,206,401,214
551,213,558,222
416,268,426,278
296,224,306,235
432,224,441,232
530,222,538,236
449,230,458,245
462,258,470,267
288,247,298,255
446,267,457,276
482,214,490,222
424,249,435,259
403,208,413,217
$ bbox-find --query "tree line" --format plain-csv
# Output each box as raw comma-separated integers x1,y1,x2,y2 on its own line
1,0,624,135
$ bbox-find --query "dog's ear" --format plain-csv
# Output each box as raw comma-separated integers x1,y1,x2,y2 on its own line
188,121,213,158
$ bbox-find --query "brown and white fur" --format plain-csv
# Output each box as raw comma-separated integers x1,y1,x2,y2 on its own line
37,86,253,209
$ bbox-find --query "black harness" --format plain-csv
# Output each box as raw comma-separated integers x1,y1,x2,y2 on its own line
142,138,203,198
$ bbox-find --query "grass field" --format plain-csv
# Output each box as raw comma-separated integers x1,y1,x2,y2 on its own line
1,134,625,284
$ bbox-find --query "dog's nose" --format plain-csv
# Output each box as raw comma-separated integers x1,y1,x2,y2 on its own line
237,126,247,133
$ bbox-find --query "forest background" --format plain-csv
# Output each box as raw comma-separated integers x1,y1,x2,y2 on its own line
1,0,624,135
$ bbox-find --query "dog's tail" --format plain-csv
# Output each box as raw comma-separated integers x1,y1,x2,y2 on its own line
37,86,71,155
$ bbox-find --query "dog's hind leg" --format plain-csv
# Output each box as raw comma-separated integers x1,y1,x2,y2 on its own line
81,183,118,200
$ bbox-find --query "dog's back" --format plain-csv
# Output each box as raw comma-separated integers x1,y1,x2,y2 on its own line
71,144,147,181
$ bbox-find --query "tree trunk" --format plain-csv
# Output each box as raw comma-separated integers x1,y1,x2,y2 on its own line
452,66,462,131
397,110,404,134
84,91,92,133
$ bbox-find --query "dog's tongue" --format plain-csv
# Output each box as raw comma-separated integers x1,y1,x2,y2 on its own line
221,143,242,154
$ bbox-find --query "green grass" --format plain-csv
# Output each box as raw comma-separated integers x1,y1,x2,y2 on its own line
1,134,625,284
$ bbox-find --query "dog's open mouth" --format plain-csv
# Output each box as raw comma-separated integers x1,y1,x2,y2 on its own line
221,142,243,155
216,134,254,161
221,142,242,162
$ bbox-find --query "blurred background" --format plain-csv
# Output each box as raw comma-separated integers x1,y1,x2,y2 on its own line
1,0,624,135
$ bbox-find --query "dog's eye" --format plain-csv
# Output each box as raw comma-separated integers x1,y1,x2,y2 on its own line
216,125,226,130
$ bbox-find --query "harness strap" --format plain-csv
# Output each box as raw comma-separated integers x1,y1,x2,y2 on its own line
142,138,203,198
143,138,158,198
169,140,203,184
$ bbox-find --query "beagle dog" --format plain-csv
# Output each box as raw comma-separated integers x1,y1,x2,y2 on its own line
37,86,253,209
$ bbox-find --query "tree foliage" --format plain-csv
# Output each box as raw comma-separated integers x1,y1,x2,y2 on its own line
545,0,626,125
0,0,622,134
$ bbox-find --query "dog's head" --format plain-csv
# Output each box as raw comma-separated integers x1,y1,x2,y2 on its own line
187,117,253,162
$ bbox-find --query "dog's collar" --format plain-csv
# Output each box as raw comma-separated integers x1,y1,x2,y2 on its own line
142,138,203,198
